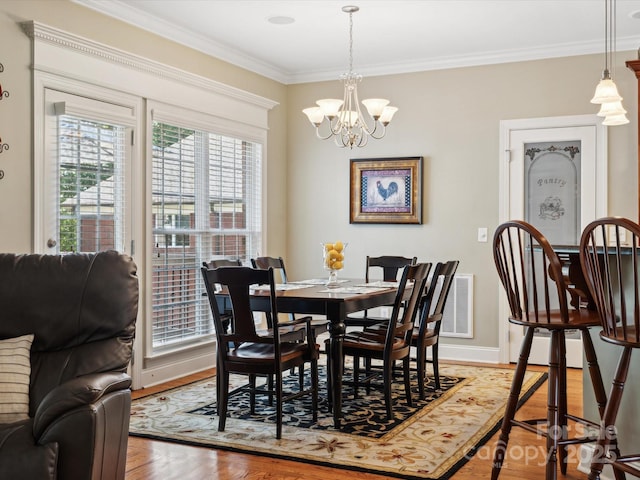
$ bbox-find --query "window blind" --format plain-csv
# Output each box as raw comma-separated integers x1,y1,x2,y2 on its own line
57,115,126,253
151,120,263,349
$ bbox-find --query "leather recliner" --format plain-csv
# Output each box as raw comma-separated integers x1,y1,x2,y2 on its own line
0,251,138,480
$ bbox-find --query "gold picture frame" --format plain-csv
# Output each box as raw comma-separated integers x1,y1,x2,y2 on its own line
350,156,423,224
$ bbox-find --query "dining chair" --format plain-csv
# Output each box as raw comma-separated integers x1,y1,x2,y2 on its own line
364,260,459,397
491,220,607,480
200,265,319,439
413,260,459,395
202,258,242,333
251,255,328,339
252,255,328,388
202,259,245,412
207,257,304,404
204,258,242,268
327,262,431,420
580,216,640,480
345,255,417,328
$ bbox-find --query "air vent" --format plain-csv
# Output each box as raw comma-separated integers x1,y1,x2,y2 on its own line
441,274,473,338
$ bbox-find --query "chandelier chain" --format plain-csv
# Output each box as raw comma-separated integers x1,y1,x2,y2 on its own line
348,10,354,75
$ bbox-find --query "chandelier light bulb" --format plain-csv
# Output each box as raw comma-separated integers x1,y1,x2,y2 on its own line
362,98,390,119
302,107,325,126
379,106,398,125
316,99,344,118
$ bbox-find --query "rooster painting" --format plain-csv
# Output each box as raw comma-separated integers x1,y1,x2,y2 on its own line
376,180,399,201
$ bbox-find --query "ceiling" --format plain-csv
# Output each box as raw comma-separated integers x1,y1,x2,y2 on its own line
73,0,640,84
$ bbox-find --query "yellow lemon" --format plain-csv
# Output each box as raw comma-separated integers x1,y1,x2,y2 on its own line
332,261,343,270
337,252,344,261
329,249,339,260
334,241,344,252
325,243,334,251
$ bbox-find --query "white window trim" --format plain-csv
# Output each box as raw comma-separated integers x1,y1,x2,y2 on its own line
26,20,277,388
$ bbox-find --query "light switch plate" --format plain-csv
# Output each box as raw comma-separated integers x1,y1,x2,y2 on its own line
478,227,488,243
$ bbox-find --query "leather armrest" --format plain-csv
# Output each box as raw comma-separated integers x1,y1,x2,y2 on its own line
33,372,131,439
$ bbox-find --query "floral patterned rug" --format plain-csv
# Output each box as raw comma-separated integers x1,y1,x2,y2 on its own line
129,363,545,480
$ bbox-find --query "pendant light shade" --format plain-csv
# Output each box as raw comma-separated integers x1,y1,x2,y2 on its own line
591,75,622,104
602,113,630,126
597,99,626,117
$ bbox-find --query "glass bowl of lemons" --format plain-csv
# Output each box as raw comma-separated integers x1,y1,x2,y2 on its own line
322,241,347,287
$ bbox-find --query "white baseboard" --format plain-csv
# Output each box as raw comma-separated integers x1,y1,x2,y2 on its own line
138,350,216,389
343,328,502,365
437,344,501,364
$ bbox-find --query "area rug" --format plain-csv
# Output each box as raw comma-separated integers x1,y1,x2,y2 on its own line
129,364,546,480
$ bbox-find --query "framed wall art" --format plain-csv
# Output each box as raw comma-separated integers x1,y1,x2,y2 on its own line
350,156,423,224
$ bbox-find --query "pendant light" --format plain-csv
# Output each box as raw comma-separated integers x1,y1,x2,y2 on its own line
591,0,629,125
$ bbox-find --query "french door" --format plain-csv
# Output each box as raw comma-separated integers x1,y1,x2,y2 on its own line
40,88,135,255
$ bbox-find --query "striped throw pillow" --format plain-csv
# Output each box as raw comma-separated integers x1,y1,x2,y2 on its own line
0,334,34,424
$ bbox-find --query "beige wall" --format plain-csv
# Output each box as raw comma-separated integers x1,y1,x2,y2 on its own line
288,54,638,351
1,0,638,356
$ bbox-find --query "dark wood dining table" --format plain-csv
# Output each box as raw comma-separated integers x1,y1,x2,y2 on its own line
218,278,400,429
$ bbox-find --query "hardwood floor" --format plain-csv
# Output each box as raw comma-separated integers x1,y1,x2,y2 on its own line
126,363,588,480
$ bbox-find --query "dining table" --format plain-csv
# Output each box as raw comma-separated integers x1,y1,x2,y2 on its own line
216,277,401,429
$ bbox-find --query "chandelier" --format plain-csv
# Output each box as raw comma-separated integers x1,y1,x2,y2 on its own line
590,0,629,125
302,5,397,148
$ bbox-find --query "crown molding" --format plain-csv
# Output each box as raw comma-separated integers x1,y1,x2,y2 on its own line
21,20,279,110
67,0,640,85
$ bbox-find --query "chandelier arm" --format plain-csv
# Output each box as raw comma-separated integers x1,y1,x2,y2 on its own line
336,133,352,148
328,116,345,136
353,89,375,135
315,120,341,141
368,124,387,140
348,75,378,136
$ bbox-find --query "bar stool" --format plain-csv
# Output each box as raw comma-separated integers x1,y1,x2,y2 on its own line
492,220,607,479
580,216,640,480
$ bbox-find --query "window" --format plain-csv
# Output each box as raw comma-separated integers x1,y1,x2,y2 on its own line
57,115,126,253
156,213,191,247
151,117,263,350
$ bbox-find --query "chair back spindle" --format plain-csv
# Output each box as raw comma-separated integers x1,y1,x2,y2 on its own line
579,218,640,478
493,220,571,326
580,217,640,346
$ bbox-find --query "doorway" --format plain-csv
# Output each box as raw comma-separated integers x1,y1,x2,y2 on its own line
498,115,607,367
